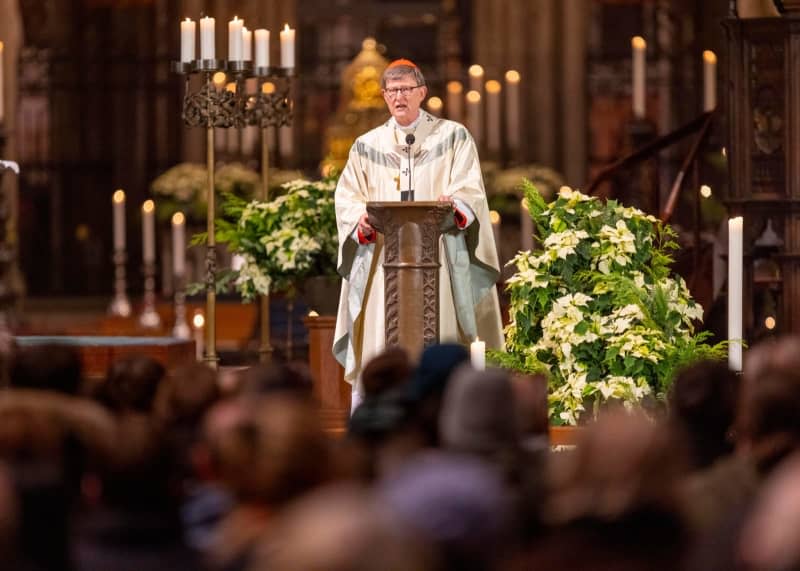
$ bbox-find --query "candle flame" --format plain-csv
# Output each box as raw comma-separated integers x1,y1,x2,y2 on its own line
505,69,520,83
703,50,717,64
446,81,463,94
489,210,501,224
225,82,236,93
172,212,185,225
283,23,292,31
142,199,155,213
485,80,502,94
700,185,712,198
112,190,125,203
308,310,319,317
466,90,481,103
184,17,192,22
427,96,443,112
765,316,776,330
262,81,276,94
632,36,646,50
468,64,484,78
474,337,481,343
521,198,529,212
212,72,227,87
193,312,205,329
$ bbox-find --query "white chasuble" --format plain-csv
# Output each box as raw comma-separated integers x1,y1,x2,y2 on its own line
333,110,503,389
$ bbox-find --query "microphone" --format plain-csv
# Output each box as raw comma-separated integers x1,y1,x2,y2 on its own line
401,134,416,202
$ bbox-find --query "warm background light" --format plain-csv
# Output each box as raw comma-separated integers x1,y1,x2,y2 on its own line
113,190,125,203
632,36,646,50
262,81,276,94
426,96,443,113
700,185,712,198
485,80,501,94
447,81,463,94
172,212,185,225
765,316,776,330
468,64,484,78
142,199,155,213
505,69,520,83
466,90,481,104
703,50,717,65
489,210,501,224
193,312,205,329
212,72,227,87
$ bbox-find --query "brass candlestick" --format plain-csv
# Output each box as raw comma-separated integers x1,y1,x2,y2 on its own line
108,249,132,317
138,261,161,329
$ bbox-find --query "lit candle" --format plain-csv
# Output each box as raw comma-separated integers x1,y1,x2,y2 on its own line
254,29,270,68
490,210,501,256
521,197,534,251
228,16,243,62
172,211,186,277
703,50,717,112
0,41,4,123
280,24,295,68
242,27,252,61
180,18,196,63
468,64,484,95
470,337,486,371
728,216,743,371
632,36,646,119
485,80,502,154
446,81,463,123
505,70,521,152
142,200,156,264
426,96,443,116
112,190,126,251
466,90,483,147
200,17,215,60
193,311,205,361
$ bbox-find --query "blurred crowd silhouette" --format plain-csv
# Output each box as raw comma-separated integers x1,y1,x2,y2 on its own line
0,334,799,570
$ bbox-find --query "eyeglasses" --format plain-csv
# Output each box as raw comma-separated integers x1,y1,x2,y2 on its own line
383,85,423,98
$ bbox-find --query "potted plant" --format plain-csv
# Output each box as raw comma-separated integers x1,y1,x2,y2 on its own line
492,182,727,426
211,175,340,314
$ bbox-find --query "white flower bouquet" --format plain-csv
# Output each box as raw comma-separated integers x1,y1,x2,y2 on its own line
493,182,726,425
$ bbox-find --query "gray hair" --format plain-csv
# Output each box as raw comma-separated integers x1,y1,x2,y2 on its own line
381,64,426,89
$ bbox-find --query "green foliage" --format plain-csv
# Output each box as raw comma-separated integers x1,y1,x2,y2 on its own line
213,175,339,299
491,182,726,425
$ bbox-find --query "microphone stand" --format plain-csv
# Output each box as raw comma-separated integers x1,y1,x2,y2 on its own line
400,133,415,201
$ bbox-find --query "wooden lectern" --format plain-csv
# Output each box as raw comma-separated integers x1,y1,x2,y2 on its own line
366,201,453,360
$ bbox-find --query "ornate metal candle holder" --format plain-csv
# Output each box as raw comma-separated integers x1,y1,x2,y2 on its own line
108,249,132,317
172,58,294,367
138,261,161,329
172,273,191,340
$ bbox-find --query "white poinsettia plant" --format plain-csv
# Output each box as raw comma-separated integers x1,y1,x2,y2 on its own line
211,176,339,299
493,182,726,426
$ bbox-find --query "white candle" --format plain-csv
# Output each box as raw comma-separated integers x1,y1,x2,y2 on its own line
470,337,486,371
280,24,295,68
255,29,270,68
0,42,4,123
142,200,156,263
485,80,502,154
242,27,252,61
112,190,126,251
703,50,717,112
193,312,205,360
200,17,215,60
180,18,196,62
228,17,243,62
446,81,463,123
521,197,534,251
505,70,521,152
632,36,646,119
172,211,186,277
466,90,482,147
728,216,743,371
468,64,484,95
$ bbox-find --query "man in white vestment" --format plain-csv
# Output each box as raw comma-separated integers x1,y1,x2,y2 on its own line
333,59,504,410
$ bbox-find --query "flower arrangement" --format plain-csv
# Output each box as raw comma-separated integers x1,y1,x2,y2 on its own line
212,176,339,299
150,162,268,223
493,182,726,426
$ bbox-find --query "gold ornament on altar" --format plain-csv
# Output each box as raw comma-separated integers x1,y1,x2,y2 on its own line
322,38,390,171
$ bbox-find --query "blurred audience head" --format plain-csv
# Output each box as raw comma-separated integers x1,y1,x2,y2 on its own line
239,362,314,399
99,355,166,413
156,363,220,429
10,343,83,395
669,359,739,470
361,347,411,398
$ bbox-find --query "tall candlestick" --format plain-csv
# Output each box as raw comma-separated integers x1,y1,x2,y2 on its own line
446,81,463,123
180,18,196,63
728,216,743,371
142,200,156,264
703,50,717,112
470,337,486,371
466,90,483,147
632,36,647,119
505,70,521,152
485,80,502,154
172,211,186,277
200,17,215,60
228,17,243,62
112,190,126,251
255,29,270,68
468,64,484,95
280,24,295,68
242,27,252,61
0,41,4,123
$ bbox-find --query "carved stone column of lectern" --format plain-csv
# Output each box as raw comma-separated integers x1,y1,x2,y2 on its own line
366,201,453,360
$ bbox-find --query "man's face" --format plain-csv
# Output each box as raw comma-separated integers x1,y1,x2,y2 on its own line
383,74,427,126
